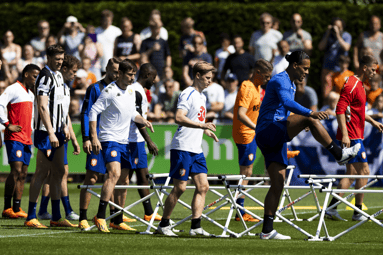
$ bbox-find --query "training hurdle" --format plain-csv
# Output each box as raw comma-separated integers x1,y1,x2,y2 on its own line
299,174,383,241
78,165,333,238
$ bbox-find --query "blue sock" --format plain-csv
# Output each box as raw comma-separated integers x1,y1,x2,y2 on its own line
236,198,245,215
61,196,73,216
27,201,37,221
38,196,50,215
51,199,61,221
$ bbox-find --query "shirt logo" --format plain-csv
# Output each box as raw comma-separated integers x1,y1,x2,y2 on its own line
198,106,206,122
179,168,186,177
134,158,139,165
47,149,51,157
253,104,260,112
361,152,366,159
16,150,22,158
91,159,97,166
111,150,117,157
248,153,254,161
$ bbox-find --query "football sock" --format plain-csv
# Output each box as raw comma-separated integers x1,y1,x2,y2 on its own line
236,198,245,216
262,215,274,234
355,204,362,215
61,196,73,216
114,213,123,225
326,141,342,161
79,209,87,221
38,196,50,215
4,195,12,210
191,217,201,229
328,197,338,210
109,209,117,223
51,199,61,221
143,199,154,216
13,199,21,213
96,200,108,219
159,218,170,227
26,201,37,221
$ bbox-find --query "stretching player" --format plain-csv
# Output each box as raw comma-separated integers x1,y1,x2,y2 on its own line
25,44,77,228
90,59,154,232
326,55,383,221
37,55,81,221
1,64,40,219
129,63,161,221
232,59,272,222
79,57,128,230
157,61,219,237
255,50,361,239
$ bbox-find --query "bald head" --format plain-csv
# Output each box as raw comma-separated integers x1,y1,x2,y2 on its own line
291,13,303,30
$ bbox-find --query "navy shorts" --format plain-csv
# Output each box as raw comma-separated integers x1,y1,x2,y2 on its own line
339,139,368,164
169,149,208,181
256,122,291,169
236,136,257,166
101,141,132,169
4,140,32,165
64,142,68,165
130,142,148,169
34,130,66,161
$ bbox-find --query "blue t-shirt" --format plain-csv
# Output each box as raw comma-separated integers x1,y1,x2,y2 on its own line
62,32,85,60
183,51,213,80
322,31,352,72
140,38,171,78
256,71,312,133
81,80,106,141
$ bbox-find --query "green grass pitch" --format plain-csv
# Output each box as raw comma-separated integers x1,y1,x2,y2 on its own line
1,183,383,255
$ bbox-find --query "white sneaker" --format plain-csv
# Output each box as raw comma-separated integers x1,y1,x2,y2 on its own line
260,230,291,240
337,143,361,165
156,225,178,237
352,213,368,221
66,211,80,221
325,209,347,221
38,212,52,220
189,228,214,237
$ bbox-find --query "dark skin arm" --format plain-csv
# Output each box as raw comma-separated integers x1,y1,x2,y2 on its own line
138,126,159,156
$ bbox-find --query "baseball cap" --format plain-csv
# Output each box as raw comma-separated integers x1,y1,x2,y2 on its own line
225,73,238,81
66,16,78,23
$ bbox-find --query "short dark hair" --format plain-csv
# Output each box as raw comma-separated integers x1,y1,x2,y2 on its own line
233,34,242,41
339,55,351,64
138,63,157,79
101,9,113,18
360,54,378,67
254,59,273,73
22,64,41,81
119,59,137,73
121,17,131,26
106,57,121,69
46,44,64,57
62,54,81,70
192,61,216,78
285,50,310,65
220,33,230,43
331,17,346,29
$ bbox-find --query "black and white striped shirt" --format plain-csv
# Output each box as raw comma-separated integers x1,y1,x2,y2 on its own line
34,65,66,133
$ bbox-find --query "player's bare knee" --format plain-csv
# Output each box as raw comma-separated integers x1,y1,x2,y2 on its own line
197,183,209,195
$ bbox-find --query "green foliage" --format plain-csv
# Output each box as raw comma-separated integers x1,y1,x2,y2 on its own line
1,1,382,103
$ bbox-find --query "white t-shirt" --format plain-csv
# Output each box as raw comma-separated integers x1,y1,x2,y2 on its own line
272,52,290,77
89,82,139,144
220,89,238,122
96,25,122,72
202,82,225,119
249,29,283,61
129,82,148,143
140,26,168,41
171,87,206,153
215,45,235,79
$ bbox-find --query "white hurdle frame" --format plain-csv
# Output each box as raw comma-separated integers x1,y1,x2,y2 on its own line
299,174,383,241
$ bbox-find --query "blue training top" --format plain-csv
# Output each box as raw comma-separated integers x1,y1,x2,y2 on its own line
81,80,107,141
256,71,312,133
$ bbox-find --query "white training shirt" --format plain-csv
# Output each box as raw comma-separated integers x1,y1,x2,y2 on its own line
35,65,66,133
129,82,148,143
171,86,206,154
89,82,139,144
202,82,225,119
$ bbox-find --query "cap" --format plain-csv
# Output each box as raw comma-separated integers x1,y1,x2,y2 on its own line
66,16,78,23
76,69,88,78
225,73,238,81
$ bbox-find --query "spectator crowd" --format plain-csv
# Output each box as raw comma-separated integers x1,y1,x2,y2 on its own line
1,10,383,123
